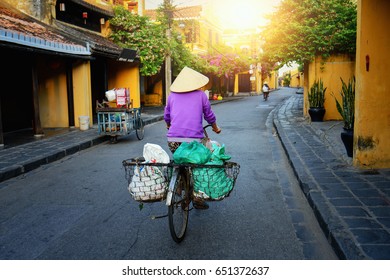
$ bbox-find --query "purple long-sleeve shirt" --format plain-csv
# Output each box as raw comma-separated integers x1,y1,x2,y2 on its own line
164,90,216,139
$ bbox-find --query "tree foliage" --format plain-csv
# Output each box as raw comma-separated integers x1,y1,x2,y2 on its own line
201,52,249,78
109,5,213,76
108,3,253,78
200,43,251,78
169,30,214,76
109,6,168,76
261,0,357,67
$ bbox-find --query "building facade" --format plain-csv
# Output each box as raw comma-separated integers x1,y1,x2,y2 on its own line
301,0,390,169
0,0,141,148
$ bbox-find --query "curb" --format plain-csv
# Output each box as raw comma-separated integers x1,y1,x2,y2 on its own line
272,98,369,260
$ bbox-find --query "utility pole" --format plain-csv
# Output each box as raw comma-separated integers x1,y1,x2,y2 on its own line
164,0,173,104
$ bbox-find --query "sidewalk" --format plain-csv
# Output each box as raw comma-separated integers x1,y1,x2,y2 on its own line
273,94,390,260
0,109,164,183
0,93,389,259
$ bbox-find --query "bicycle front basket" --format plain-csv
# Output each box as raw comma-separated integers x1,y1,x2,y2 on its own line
191,161,240,201
122,158,172,202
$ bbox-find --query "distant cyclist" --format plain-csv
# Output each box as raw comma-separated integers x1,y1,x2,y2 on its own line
262,82,270,101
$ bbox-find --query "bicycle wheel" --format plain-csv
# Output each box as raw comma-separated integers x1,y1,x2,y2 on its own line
168,169,190,243
135,117,145,140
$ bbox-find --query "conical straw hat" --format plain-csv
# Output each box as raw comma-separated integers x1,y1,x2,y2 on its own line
170,66,209,93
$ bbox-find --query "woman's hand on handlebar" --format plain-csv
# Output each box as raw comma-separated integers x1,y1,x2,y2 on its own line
212,123,221,134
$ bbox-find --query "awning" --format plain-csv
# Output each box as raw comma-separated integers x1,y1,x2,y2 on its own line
118,48,138,62
0,28,90,56
0,2,91,57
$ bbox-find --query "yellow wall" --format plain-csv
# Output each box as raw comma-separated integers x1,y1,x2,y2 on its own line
289,68,302,88
38,59,93,129
38,58,69,128
233,73,239,94
72,61,93,128
354,0,390,168
269,71,278,90
304,55,355,121
141,79,164,106
255,68,262,93
107,62,141,108
38,60,141,129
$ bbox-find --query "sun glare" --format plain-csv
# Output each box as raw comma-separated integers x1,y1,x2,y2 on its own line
209,0,278,30
225,3,257,29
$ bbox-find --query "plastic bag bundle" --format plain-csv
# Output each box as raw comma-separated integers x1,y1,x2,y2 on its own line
173,141,211,164
128,143,170,202
192,165,234,200
128,165,167,201
143,143,170,163
192,144,234,200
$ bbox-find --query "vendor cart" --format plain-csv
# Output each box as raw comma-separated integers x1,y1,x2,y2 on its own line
96,107,144,143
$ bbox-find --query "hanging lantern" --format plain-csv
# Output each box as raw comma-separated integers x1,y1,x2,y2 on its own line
83,12,88,24
59,3,65,11
100,18,105,25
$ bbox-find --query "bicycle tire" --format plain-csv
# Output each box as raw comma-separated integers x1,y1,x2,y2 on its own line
168,169,190,243
135,118,145,140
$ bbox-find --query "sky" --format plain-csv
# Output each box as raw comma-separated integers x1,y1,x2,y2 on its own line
145,0,281,30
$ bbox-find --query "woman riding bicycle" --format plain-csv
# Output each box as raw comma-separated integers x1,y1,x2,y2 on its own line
164,66,221,209
262,82,270,101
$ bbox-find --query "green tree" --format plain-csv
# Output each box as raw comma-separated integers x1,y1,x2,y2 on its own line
169,29,213,76
109,5,212,76
109,6,168,76
201,53,248,78
261,0,357,67
156,1,215,75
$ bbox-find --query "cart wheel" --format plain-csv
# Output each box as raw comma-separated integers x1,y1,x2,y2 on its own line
168,169,190,243
135,118,145,140
110,136,118,143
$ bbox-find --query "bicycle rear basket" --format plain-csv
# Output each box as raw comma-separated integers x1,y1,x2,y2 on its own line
122,158,172,202
191,161,240,201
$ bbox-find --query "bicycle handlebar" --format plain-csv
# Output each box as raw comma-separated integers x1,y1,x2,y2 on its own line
203,124,212,138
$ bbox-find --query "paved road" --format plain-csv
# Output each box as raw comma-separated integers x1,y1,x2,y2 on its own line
0,89,336,260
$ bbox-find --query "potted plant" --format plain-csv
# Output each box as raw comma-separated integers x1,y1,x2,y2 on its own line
308,78,327,122
333,76,355,157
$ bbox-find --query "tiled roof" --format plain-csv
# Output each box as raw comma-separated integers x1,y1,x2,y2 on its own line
174,5,202,20
145,5,202,21
0,1,138,61
54,20,121,58
0,1,90,56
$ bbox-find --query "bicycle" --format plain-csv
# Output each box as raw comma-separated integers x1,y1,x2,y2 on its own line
122,125,240,243
262,84,270,101
263,90,270,101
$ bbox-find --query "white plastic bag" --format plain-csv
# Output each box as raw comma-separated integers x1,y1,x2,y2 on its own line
143,143,170,163
128,165,167,201
127,144,170,201
105,89,116,102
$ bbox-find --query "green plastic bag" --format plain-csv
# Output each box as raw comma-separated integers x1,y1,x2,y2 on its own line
173,141,212,164
192,144,234,200
209,144,231,163
192,165,234,200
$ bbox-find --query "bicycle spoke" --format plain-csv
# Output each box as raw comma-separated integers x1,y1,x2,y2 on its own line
168,170,189,243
